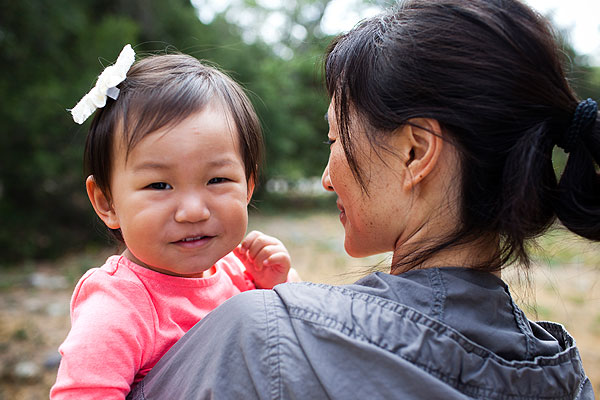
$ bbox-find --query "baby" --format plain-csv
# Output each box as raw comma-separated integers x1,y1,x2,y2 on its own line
51,45,298,399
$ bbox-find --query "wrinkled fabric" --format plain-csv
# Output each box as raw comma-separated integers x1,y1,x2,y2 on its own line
129,268,594,400
51,253,256,400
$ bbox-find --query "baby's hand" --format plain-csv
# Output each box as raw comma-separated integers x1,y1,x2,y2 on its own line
234,230,292,289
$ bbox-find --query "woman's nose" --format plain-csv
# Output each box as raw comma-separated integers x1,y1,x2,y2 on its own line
321,163,334,192
175,193,210,223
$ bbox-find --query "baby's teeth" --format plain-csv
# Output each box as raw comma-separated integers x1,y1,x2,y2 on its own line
183,236,203,242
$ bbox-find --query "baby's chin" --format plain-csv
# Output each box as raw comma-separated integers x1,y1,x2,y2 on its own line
123,249,216,278
146,264,214,278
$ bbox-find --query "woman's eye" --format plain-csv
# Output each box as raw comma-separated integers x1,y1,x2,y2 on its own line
208,177,228,184
147,182,172,190
324,139,336,145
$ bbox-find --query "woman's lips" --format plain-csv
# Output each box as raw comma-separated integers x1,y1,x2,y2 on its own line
337,201,346,224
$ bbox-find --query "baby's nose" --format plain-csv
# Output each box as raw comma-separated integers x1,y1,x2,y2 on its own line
175,194,210,223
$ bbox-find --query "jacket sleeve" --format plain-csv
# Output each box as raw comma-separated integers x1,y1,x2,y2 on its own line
50,270,155,400
128,290,285,400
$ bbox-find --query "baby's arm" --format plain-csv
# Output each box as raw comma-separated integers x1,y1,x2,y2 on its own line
51,270,152,399
233,230,300,288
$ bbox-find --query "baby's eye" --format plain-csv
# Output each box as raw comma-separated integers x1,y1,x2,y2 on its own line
147,182,172,190
208,177,229,184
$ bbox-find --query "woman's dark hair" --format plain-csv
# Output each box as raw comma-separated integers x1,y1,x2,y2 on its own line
325,0,600,272
84,53,263,242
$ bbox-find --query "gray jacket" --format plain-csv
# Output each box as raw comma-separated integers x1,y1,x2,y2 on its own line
129,268,594,399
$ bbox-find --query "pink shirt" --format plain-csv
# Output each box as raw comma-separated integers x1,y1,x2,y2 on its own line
51,253,256,399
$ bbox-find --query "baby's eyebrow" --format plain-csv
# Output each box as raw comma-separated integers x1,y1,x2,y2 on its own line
131,159,238,172
206,159,237,168
132,162,170,171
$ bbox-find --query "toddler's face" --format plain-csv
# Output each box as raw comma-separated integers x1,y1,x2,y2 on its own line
104,103,252,277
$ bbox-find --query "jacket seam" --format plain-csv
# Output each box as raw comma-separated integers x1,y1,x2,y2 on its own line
428,268,446,321
292,282,579,368
287,307,576,400
264,290,281,400
505,284,534,360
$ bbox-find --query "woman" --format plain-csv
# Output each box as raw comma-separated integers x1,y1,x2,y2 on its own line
129,0,596,398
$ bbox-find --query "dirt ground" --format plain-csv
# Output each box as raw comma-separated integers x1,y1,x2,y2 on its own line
1,212,599,399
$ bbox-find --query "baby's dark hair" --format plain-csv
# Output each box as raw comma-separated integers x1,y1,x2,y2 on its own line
84,53,263,242
325,0,600,272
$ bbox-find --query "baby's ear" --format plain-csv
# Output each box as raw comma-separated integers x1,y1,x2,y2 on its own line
246,176,255,204
86,175,120,229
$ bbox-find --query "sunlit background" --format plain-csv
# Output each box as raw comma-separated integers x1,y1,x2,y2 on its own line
194,0,600,64
0,1,599,398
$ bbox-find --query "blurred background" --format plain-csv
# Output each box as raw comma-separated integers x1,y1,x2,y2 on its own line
0,0,599,398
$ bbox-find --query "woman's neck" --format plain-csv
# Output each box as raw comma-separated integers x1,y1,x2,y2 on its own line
391,236,502,277
388,129,501,277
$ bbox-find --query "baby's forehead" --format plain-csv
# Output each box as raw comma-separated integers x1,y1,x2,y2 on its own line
114,110,245,166
117,100,240,149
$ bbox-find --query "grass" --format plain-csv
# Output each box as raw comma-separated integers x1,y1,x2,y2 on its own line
531,226,600,267
0,211,598,399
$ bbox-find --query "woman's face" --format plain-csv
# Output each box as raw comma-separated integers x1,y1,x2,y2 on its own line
321,102,410,258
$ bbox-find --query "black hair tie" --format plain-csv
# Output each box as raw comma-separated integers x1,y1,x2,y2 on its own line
558,98,598,153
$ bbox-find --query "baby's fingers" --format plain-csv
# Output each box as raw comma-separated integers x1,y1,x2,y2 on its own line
240,230,262,251
244,232,283,261
250,245,283,272
264,252,290,270
233,244,246,259
233,245,252,267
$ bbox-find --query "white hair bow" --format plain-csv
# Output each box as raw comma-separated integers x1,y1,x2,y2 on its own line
70,44,135,124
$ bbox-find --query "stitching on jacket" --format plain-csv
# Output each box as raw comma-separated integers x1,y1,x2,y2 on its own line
427,268,446,321
263,290,281,400
504,284,534,360
287,305,575,400
282,282,581,400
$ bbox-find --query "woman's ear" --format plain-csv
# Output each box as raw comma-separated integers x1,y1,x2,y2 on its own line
86,175,120,229
399,118,444,191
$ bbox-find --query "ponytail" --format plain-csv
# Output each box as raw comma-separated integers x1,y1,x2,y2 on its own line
554,99,600,240
497,121,556,266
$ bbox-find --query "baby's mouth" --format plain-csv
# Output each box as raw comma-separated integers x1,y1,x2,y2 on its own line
181,235,207,242
174,235,215,244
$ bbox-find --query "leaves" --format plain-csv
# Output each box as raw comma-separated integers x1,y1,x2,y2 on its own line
0,0,597,263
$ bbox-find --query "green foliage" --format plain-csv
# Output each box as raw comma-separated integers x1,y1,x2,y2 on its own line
252,50,330,179
0,0,598,264
0,0,331,263
549,27,600,173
